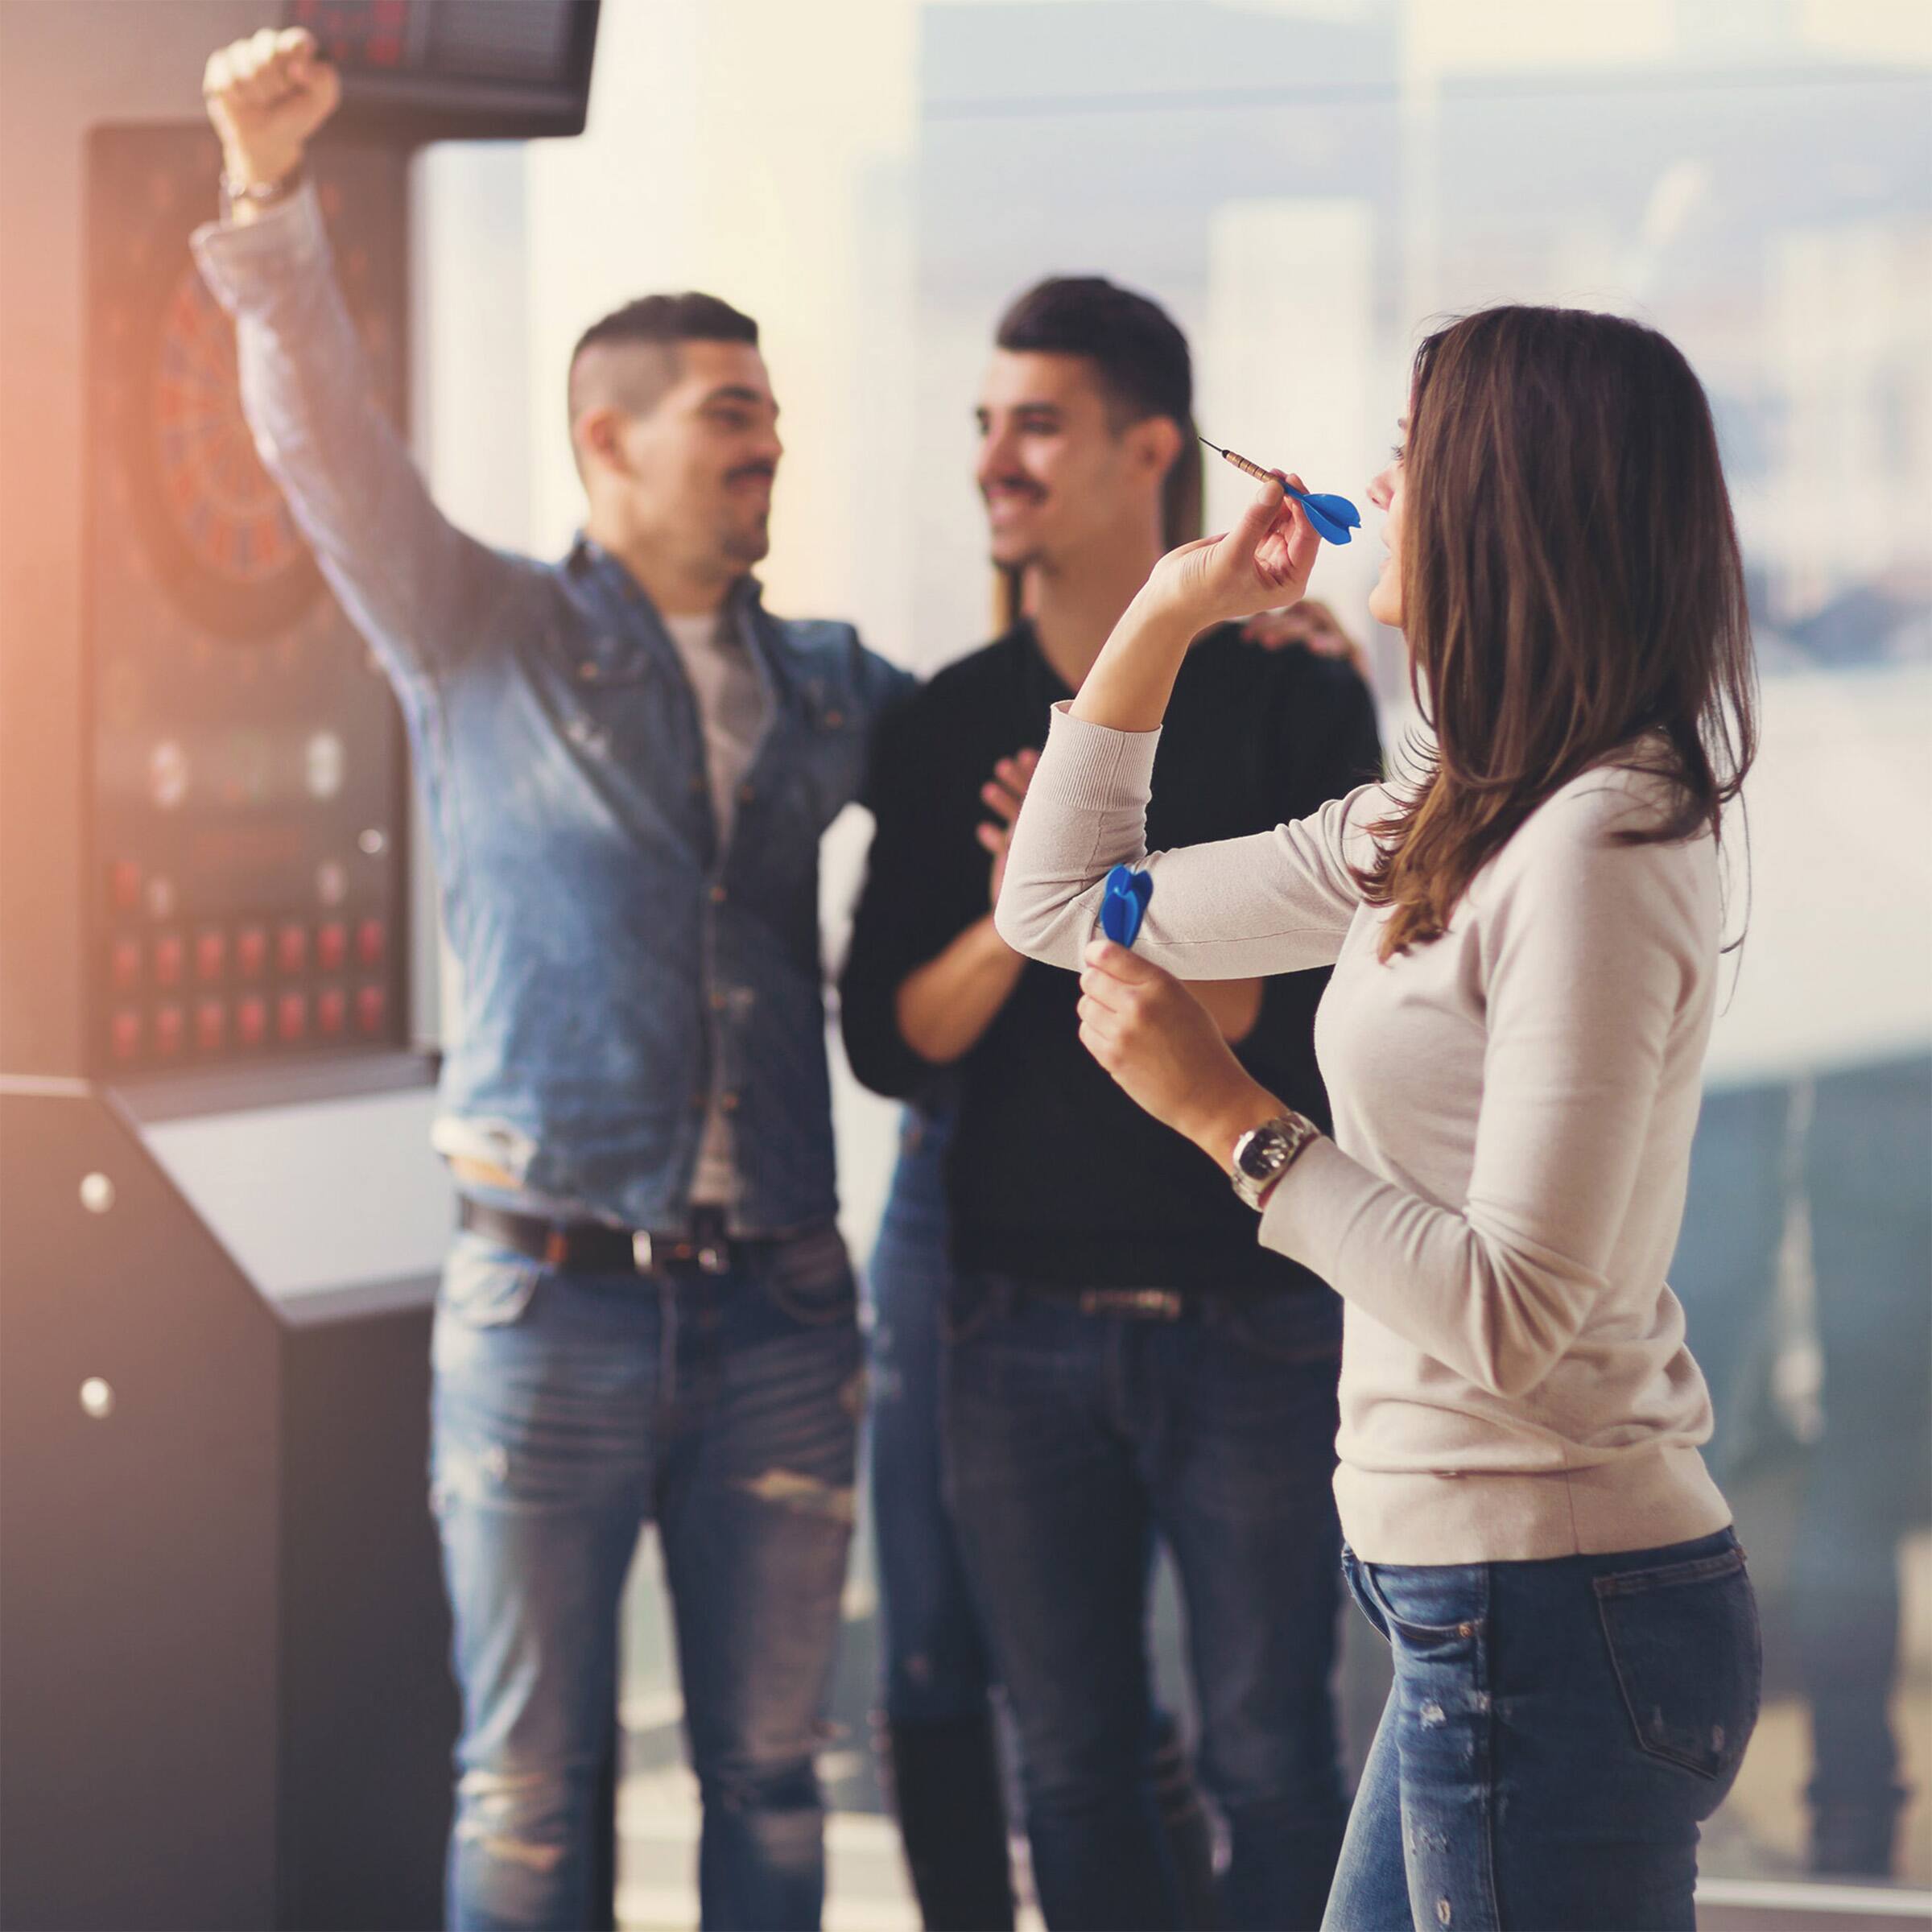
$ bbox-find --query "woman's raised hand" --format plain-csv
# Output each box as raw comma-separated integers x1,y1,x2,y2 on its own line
1144,473,1322,630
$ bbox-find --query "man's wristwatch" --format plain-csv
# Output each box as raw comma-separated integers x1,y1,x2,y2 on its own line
1228,1111,1322,1211
220,163,304,219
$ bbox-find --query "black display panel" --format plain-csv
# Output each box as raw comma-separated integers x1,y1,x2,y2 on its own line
284,0,600,139
86,126,411,1078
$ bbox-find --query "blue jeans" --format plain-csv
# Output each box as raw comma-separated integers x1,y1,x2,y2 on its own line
1326,1529,1761,1931
430,1224,862,1931
868,1103,997,1724
944,1272,1348,1931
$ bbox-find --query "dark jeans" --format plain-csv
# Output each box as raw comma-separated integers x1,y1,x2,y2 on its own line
430,1224,861,1931
1327,1530,1761,1931
868,1104,997,1725
944,1270,1348,1931
1672,1055,1931,1817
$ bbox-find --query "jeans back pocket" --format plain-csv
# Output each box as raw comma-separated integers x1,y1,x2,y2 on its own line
1593,1542,1761,1784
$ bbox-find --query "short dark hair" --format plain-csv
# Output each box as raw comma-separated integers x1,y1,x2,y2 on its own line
567,291,760,429
995,276,1201,546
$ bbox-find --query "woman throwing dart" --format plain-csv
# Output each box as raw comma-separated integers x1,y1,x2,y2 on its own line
997,304,1762,1932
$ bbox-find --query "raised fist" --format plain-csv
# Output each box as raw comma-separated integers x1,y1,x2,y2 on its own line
203,27,341,189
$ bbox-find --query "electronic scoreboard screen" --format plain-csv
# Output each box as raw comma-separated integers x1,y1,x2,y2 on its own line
283,0,600,138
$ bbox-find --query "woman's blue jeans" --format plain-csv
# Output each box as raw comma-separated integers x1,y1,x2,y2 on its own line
1325,1529,1761,1931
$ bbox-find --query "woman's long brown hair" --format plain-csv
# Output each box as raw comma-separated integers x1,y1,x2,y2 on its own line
1359,305,1758,959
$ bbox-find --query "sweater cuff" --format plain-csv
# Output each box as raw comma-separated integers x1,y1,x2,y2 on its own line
1255,1133,1356,1274
190,177,331,314
1041,700,1162,813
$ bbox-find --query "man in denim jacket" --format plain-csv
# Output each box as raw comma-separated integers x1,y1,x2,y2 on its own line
199,29,912,1930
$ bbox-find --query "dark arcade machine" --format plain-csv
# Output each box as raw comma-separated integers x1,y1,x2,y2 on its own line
0,6,598,1926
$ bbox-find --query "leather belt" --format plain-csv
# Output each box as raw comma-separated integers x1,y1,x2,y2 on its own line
459,1198,737,1276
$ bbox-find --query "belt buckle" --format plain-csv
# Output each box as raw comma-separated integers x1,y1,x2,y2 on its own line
631,1231,654,1273
1079,1287,1183,1321
697,1243,729,1276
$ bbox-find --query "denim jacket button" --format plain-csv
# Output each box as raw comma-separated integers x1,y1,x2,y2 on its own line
720,1092,740,1113
709,882,727,905
710,990,729,1011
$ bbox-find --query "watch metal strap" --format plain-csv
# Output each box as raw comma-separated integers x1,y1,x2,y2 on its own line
1229,1111,1322,1211
220,163,304,219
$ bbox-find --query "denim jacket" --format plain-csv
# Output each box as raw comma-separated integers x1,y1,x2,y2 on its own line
193,185,913,1236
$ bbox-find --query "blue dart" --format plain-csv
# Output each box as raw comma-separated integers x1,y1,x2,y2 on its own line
1100,864,1153,948
1200,436,1362,546
1283,486,1361,545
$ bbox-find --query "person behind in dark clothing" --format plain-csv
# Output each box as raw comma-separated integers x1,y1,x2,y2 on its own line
841,277,1382,1932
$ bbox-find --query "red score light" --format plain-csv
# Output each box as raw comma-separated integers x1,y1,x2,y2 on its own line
110,1009,142,1061
237,996,268,1047
289,0,411,70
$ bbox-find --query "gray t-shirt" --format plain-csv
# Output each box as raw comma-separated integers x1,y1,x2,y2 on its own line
663,609,771,1208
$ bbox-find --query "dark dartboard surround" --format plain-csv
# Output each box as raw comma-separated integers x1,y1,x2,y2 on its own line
86,126,411,1078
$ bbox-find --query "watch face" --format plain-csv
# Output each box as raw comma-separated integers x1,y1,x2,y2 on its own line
1236,1124,1288,1180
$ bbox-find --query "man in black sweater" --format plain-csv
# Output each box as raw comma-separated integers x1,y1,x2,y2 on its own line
840,279,1381,1930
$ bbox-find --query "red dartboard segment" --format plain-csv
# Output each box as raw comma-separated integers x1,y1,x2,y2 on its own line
149,266,303,585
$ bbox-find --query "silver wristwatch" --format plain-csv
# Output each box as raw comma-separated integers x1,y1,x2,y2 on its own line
219,164,304,221
1228,1112,1321,1211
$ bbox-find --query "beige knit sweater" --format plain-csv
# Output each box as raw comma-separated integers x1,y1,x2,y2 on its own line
997,703,1734,1564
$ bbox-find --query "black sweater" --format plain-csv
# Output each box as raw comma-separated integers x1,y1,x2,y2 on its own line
840,621,1383,1292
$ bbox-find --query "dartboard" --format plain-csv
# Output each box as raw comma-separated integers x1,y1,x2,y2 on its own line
151,266,310,591
97,128,402,642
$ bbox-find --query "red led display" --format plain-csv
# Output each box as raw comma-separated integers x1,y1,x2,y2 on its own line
196,1000,228,1052
236,925,269,980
